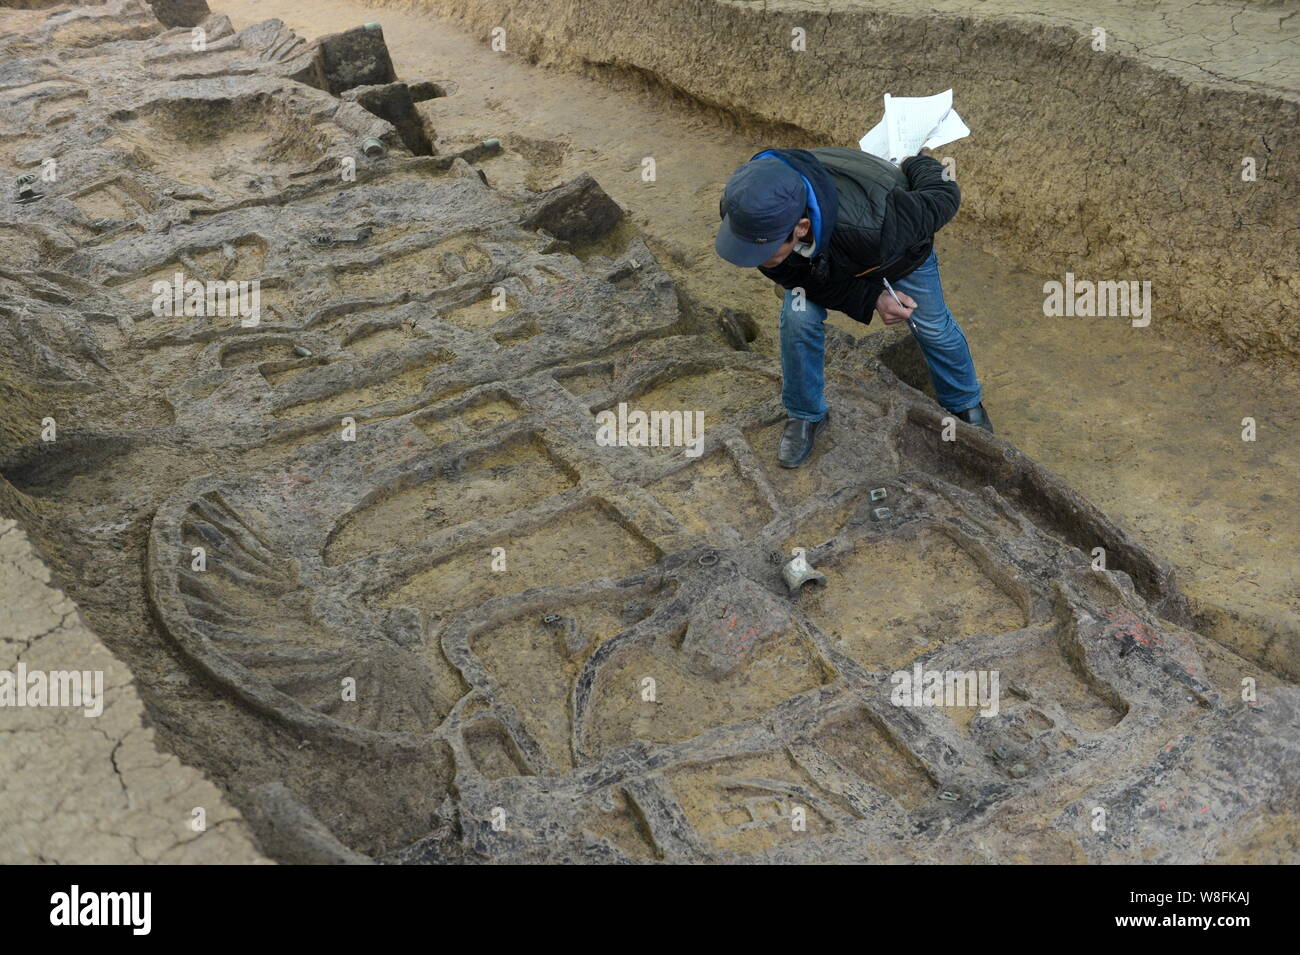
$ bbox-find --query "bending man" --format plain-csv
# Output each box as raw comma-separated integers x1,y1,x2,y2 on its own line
714,146,991,468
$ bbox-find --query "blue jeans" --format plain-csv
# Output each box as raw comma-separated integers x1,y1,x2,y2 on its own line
778,250,982,420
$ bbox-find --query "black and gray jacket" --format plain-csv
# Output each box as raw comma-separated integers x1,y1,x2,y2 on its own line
737,146,960,324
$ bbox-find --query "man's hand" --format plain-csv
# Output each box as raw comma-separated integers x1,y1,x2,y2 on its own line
876,288,916,325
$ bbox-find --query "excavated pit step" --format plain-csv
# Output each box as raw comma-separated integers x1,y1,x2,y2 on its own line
0,2,1296,864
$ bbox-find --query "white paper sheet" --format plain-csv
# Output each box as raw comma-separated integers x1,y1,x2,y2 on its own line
858,89,970,164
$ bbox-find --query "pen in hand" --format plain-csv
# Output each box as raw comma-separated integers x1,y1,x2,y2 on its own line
882,277,905,309
881,277,916,331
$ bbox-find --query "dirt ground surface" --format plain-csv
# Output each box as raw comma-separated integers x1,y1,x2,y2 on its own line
0,0,1295,865
227,0,1300,675
1,517,266,863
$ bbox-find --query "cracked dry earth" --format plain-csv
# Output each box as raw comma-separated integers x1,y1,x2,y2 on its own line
1,1,1297,864
1,517,264,863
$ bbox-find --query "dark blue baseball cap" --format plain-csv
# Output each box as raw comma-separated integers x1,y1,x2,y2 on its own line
715,157,807,267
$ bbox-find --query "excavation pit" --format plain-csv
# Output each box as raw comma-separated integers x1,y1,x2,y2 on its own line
1,0,1295,867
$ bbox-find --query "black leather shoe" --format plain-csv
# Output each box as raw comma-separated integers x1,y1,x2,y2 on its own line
954,402,993,433
778,413,828,468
